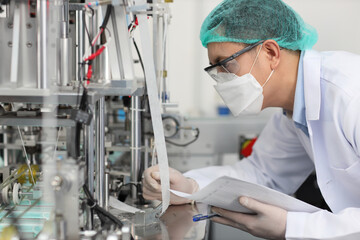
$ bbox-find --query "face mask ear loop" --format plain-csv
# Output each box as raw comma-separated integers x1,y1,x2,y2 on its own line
262,69,275,88
249,44,263,74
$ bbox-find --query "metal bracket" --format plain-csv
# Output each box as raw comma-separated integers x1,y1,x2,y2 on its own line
127,4,168,15
134,203,163,226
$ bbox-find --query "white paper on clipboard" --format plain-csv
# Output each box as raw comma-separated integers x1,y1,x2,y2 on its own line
170,176,320,214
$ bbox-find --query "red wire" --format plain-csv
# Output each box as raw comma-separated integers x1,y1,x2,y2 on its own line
84,46,106,62
85,46,106,80
86,64,93,80
91,28,104,47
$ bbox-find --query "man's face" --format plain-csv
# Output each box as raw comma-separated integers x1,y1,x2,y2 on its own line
207,42,271,86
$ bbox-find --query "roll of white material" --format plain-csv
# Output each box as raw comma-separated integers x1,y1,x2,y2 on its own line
136,2,170,214
109,196,142,214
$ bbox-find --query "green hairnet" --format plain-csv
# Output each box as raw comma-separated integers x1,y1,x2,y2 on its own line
200,0,318,50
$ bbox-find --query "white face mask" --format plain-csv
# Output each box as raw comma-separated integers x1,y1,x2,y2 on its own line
214,45,274,116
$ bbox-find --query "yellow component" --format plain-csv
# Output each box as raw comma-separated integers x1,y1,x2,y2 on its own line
165,0,173,3
0,226,19,240
29,165,39,184
242,140,251,150
162,70,168,78
17,164,39,184
17,165,28,184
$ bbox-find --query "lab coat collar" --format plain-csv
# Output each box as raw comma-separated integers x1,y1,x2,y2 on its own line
303,50,321,121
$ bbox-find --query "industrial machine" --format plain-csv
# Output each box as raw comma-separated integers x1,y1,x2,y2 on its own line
0,0,203,239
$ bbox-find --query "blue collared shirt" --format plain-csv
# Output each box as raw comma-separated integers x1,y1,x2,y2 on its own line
292,51,309,137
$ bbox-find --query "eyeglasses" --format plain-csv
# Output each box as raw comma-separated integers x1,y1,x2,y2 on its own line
204,40,264,83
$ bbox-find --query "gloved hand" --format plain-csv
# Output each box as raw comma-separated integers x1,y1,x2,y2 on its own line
211,197,287,240
142,165,199,205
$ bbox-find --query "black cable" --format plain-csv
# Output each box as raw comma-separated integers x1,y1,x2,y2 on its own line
83,13,92,46
127,17,145,80
76,4,94,106
76,5,92,84
72,87,89,158
80,5,112,86
118,182,138,191
165,128,200,147
133,39,145,79
100,5,112,30
83,185,124,228
79,87,88,111
117,182,146,204
128,20,134,31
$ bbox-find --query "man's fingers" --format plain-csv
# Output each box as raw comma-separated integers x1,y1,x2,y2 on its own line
211,216,248,232
212,207,255,226
142,186,160,200
142,185,161,198
142,188,162,201
151,169,181,186
239,197,267,214
151,171,161,181
143,193,161,201
143,167,161,191
168,167,184,185
143,177,161,192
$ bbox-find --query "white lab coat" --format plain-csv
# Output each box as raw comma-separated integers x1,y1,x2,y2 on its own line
184,50,360,239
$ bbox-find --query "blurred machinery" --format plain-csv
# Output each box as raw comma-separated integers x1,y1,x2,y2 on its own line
0,0,202,239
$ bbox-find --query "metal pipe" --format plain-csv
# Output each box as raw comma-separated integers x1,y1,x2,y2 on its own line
131,96,142,199
84,105,94,229
89,8,97,80
105,158,109,210
61,0,69,38
10,3,20,85
59,0,72,86
87,105,95,196
37,0,48,89
3,126,8,166
76,10,85,81
96,98,105,207
59,38,71,86
144,137,149,171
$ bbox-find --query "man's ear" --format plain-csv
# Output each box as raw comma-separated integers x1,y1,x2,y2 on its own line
262,40,281,70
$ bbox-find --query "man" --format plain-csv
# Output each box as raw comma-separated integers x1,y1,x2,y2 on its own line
142,0,360,239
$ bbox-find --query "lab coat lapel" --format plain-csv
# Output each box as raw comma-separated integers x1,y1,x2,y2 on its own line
302,50,328,187
303,50,321,121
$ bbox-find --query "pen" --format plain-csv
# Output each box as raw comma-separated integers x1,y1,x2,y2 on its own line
193,213,220,222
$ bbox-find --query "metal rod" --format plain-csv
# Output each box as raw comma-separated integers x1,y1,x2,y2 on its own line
37,0,48,89
144,137,149,171
76,10,85,81
105,158,109,210
89,7,97,79
131,96,142,199
3,126,8,166
85,104,95,229
86,105,95,195
96,98,105,208
10,3,20,85
59,0,72,86
60,0,69,39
